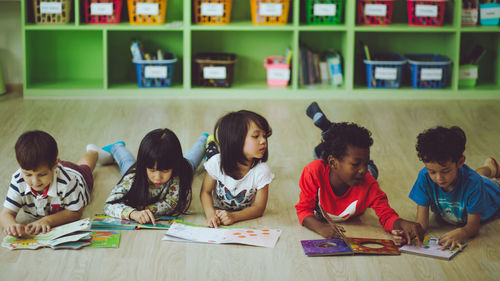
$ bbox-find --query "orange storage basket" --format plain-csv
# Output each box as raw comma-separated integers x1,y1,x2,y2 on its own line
193,0,233,24
127,0,167,24
251,0,290,25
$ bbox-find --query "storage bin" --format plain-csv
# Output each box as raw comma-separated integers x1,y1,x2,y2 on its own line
461,3,478,26
33,0,72,24
193,0,233,24
364,54,406,89
127,0,167,24
357,0,394,25
264,56,290,87
407,0,447,26
458,64,478,88
305,0,343,25
85,0,122,24
251,0,290,25
479,3,500,26
133,57,176,88
194,53,237,87
406,54,451,89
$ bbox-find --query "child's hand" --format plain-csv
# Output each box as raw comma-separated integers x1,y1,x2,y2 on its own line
391,230,407,246
130,209,156,225
317,223,346,239
4,223,26,237
439,229,466,251
215,210,236,226
205,214,220,228
393,219,425,246
26,219,51,235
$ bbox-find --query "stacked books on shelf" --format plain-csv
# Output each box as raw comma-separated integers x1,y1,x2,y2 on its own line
299,45,343,88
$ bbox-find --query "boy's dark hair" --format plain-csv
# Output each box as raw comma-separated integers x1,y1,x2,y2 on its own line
320,122,373,161
15,130,58,170
112,128,193,216
416,126,466,164
214,110,272,179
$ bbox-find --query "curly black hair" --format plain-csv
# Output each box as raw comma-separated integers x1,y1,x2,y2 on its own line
416,126,466,164
320,122,373,161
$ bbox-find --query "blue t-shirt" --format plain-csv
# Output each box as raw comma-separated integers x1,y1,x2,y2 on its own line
409,164,500,224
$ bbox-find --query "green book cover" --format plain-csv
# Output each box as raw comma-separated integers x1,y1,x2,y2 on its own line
88,231,121,248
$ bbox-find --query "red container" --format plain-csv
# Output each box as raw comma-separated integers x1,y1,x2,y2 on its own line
85,0,123,24
407,0,447,26
357,0,394,25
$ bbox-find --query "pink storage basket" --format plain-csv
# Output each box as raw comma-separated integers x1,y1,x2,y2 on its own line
264,56,290,87
407,0,448,26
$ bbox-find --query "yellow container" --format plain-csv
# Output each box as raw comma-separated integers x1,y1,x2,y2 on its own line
193,0,233,25
127,0,167,24
33,0,72,24
250,0,290,25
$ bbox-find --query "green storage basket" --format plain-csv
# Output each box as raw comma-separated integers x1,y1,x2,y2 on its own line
306,0,343,25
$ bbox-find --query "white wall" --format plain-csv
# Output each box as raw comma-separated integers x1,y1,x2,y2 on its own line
0,0,22,84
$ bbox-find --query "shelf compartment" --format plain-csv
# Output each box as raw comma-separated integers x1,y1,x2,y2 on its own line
107,30,183,89
354,32,456,89
191,30,294,89
459,33,500,90
25,30,104,89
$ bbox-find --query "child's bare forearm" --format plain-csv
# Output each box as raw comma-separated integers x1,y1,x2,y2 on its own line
0,208,19,228
38,209,83,227
230,205,266,223
200,190,215,218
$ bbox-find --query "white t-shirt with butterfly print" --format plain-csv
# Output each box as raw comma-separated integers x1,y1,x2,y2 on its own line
204,154,274,211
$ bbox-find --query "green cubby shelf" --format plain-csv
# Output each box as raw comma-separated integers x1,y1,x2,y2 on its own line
21,0,500,98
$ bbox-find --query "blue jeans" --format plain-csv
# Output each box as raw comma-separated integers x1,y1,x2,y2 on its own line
111,134,207,175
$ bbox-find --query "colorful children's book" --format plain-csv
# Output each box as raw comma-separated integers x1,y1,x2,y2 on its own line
90,214,182,230
301,237,400,256
400,236,466,260
163,222,282,248
2,218,92,250
87,231,121,248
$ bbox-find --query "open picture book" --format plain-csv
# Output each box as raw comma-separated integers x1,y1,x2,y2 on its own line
400,236,466,260
163,222,282,248
90,214,182,230
2,218,93,250
301,237,400,256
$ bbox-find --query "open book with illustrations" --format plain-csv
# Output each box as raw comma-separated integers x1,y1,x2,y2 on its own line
2,218,92,250
163,222,282,248
400,236,466,260
90,214,182,230
87,231,121,248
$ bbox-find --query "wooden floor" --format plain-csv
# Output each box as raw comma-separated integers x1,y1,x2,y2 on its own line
1,91,500,281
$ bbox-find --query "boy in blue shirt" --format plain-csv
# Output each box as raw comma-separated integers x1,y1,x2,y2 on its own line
0,130,112,237
393,126,500,250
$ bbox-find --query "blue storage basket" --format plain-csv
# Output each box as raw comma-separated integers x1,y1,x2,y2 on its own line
364,54,406,88
406,54,451,89
479,3,500,26
133,57,177,88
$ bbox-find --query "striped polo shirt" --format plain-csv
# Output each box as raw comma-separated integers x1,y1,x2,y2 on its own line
3,163,90,218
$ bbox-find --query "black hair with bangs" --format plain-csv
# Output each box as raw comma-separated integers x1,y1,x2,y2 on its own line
214,110,272,179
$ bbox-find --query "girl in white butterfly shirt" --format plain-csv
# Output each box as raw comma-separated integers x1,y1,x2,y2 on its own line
201,110,274,228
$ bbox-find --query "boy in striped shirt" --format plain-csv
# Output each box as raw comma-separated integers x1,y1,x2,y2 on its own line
0,130,111,237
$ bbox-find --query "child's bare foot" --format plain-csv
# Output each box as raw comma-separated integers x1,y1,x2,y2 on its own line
484,157,500,178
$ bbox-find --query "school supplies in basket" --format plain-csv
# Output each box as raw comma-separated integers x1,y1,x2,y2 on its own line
163,222,281,248
2,218,92,250
400,236,466,260
90,214,182,230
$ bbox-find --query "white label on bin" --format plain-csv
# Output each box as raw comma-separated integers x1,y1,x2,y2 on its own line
40,2,62,14
313,4,336,16
136,3,159,15
267,68,290,81
421,68,443,81
416,5,438,17
145,66,167,79
459,68,478,79
462,9,478,24
480,7,500,20
91,3,114,16
201,3,224,16
375,67,398,80
364,4,387,16
203,67,227,79
259,4,283,16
